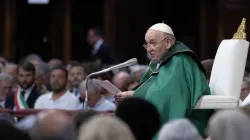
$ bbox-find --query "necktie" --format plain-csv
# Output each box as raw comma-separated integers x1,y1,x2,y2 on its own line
21,90,26,97
74,89,79,96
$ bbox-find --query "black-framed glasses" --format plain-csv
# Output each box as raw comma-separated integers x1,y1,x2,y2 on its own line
143,37,167,49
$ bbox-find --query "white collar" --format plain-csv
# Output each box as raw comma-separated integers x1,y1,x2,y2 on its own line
88,95,105,109
95,95,105,106
20,84,35,93
48,90,69,100
0,100,5,107
92,39,104,55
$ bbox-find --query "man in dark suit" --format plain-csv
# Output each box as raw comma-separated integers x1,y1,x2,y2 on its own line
5,61,42,109
87,28,120,65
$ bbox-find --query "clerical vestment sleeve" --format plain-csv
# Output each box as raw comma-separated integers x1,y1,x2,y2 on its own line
143,54,211,124
145,55,191,121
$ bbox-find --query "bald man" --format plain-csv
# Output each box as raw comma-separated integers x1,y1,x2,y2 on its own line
115,23,212,138
112,71,130,91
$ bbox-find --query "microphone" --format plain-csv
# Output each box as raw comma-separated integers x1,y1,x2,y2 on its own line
84,58,138,109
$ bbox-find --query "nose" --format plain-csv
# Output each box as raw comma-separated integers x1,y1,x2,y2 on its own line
146,46,152,51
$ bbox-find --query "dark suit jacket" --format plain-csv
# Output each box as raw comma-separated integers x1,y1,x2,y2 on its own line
5,85,42,109
94,43,120,65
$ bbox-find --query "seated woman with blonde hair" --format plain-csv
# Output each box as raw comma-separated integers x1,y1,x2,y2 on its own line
77,116,135,140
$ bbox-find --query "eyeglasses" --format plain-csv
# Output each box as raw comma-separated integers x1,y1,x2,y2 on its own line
143,37,167,49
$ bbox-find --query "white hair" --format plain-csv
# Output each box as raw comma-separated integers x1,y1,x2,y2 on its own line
78,80,101,93
0,72,14,82
158,119,202,140
77,116,135,140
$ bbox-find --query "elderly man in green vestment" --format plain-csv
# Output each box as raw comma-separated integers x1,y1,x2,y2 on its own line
115,23,213,138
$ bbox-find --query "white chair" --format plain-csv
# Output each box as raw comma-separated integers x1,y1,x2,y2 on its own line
194,18,249,109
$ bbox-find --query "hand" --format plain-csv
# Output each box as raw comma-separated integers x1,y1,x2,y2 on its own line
114,91,134,106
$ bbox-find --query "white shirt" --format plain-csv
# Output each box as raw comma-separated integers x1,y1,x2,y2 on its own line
87,96,116,111
92,39,104,55
105,96,115,103
71,88,80,98
16,115,37,131
241,94,250,106
0,101,5,108
34,90,82,110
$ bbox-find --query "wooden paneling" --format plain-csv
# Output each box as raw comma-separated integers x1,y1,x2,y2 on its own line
103,0,116,47
199,0,219,60
3,0,16,61
50,0,64,60
63,0,71,64
0,1,4,54
71,0,104,61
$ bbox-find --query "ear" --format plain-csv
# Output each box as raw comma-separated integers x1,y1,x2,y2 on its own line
165,40,172,50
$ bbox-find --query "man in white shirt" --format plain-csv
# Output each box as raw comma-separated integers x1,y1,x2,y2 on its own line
79,80,116,111
35,66,82,110
0,73,13,108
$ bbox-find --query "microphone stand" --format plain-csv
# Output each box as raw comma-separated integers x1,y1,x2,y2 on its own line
83,58,138,110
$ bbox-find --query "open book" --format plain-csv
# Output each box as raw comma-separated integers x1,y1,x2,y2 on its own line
92,79,122,95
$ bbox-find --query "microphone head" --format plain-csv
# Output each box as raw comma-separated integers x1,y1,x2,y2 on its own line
127,58,138,66
110,58,138,71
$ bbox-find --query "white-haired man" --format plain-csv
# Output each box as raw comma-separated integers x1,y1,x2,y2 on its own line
0,73,13,108
115,23,213,138
79,80,116,111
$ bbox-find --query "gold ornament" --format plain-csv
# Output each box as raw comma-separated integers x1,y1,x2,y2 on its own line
232,18,246,40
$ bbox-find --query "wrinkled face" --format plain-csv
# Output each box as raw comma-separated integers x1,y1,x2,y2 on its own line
144,30,172,62
68,66,85,88
0,80,12,101
241,80,250,100
87,91,101,107
50,69,67,93
87,29,97,46
17,68,35,89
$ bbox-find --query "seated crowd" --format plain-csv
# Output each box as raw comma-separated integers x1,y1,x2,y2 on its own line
0,55,250,140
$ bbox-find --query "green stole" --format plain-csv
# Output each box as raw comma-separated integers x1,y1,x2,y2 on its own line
133,41,213,138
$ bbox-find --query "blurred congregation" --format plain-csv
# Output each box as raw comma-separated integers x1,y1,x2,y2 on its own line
2,0,250,140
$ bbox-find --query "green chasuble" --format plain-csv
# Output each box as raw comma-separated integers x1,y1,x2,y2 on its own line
133,41,213,138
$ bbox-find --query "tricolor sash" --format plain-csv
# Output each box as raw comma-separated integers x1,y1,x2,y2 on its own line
14,88,28,109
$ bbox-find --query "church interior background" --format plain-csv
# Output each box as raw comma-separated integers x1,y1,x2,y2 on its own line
0,0,250,66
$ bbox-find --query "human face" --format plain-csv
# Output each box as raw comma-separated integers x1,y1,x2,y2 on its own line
241,80,250,100
87,91,101,107
68,66,85,88
50,69,67,93
17,67,35,89
144,30,172,62
0,80,12,101
87,29,97,46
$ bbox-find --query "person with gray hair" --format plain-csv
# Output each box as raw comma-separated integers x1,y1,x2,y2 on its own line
25,53,43,65
208,109,250,140
77,116,135,140
29,110,75,140
0,72,13,108
158,119,202,140
79,79,116,111
115,23,212,138
241,77,250,105
2,63,17,78
35,62,50,93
